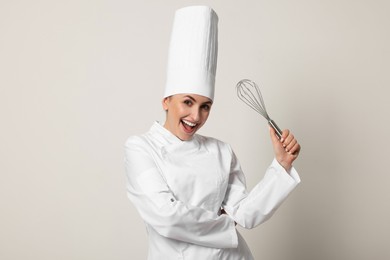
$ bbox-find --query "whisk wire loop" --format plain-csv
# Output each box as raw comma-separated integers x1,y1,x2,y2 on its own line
236,79,282,139
236,79,270,119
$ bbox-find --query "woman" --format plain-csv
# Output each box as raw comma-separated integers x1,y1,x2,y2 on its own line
125,6,301,260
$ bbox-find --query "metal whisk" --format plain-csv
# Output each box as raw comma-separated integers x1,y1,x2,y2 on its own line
236,79,283,139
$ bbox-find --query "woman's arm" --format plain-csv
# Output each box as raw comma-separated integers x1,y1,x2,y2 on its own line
222,129,301,229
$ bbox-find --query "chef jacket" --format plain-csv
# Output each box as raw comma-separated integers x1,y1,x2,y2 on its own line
125,122,300,260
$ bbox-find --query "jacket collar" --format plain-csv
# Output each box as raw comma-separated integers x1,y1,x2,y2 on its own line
149,121,200,149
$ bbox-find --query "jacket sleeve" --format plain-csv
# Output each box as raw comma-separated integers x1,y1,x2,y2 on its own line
124,137,238,249
222,148,301,229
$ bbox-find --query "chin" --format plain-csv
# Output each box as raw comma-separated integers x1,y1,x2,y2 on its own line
179,134,194,141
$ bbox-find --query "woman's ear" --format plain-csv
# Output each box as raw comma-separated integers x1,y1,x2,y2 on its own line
162,97,170,111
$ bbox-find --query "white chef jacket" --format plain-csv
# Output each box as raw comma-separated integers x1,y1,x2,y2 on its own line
125,122,300,260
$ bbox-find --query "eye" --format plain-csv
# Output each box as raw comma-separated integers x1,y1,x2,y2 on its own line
201,104,211,111
184,99,193,106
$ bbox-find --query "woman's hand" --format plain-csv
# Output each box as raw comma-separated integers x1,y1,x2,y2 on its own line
269,127,301,172
220,208,237,226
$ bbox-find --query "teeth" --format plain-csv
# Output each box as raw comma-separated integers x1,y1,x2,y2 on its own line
182,120,197,127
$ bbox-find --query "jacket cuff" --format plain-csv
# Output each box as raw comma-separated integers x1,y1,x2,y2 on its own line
271,158,301,183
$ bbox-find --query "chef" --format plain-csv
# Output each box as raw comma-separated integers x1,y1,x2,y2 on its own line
125,5,301,260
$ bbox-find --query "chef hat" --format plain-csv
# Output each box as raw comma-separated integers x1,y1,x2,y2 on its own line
164,6,218,101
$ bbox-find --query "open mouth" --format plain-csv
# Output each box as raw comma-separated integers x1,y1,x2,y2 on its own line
181,119,198,133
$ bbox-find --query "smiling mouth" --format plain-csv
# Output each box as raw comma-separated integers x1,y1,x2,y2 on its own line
181,119,198,133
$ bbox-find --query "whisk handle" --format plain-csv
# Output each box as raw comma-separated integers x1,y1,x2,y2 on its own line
268,119,283,139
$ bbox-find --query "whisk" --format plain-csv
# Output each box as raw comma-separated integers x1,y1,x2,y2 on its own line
236,79,283,139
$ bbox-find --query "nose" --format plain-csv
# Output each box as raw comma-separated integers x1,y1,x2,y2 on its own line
190,107,200,122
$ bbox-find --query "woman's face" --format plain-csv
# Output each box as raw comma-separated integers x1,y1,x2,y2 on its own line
162,94,212,141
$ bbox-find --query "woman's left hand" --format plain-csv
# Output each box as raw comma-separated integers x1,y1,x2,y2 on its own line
269,127,301,172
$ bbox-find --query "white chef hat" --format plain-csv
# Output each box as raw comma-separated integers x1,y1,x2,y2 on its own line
164,6,218,101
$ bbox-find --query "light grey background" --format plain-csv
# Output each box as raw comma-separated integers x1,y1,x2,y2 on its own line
1,0,389,259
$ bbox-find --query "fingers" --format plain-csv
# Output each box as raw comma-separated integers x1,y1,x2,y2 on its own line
285,138,297,152
288,141,301,156
283,130,301,156
278,128,301,155
269,127,301,154
280,129,289,143
269,127,301,171
281,130,293,147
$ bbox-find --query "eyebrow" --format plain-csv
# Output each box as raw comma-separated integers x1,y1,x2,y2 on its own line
183,95,213,105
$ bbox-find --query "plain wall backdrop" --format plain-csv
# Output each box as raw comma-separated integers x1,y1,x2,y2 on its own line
1,0,389,259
